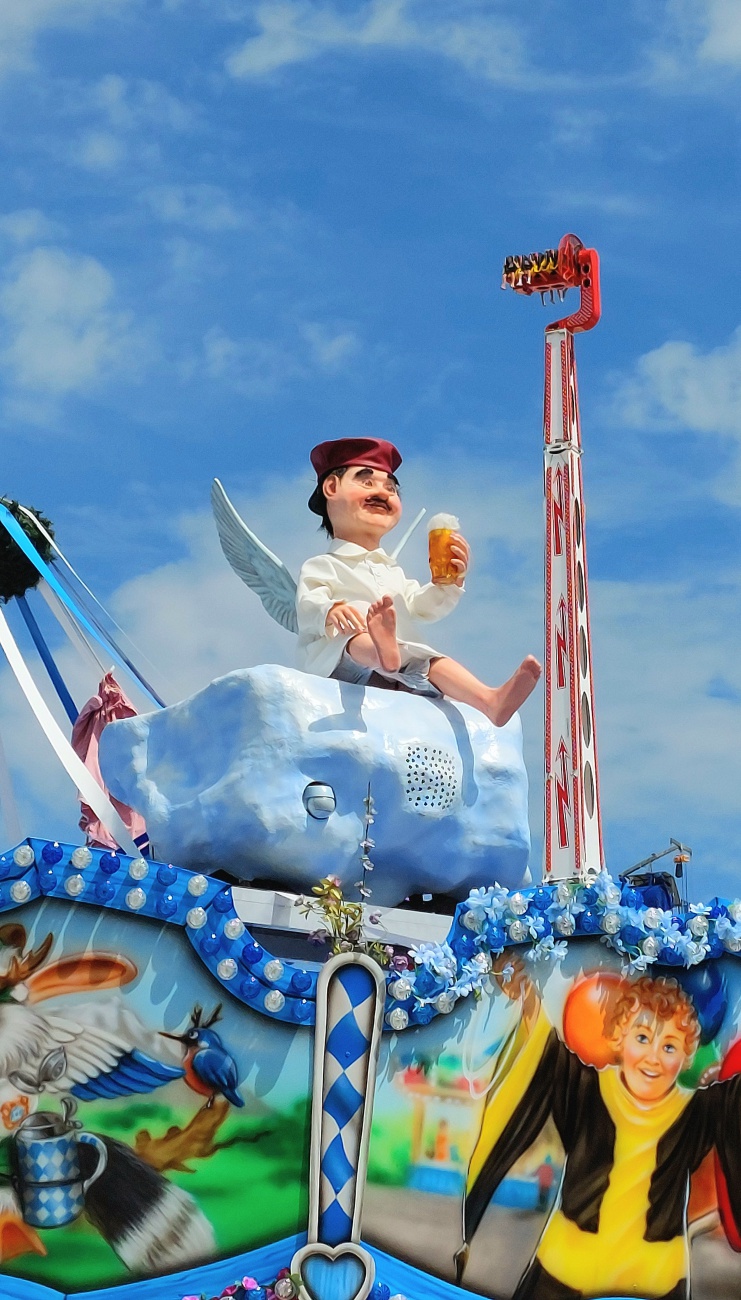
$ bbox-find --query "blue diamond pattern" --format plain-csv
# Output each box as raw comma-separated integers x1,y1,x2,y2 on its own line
21,1138,78,1182
336,965,374,1005
22,1181,84,1227
324,1073,364,1130
322,1132,355,1194
326,1011,368,1067
318,1198,354,1249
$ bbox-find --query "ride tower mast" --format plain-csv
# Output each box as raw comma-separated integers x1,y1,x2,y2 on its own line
503,234,603,883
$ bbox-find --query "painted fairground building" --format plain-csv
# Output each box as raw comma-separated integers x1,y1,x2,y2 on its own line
0,236,740,1300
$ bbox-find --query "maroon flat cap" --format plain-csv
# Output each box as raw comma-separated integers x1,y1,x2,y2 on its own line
308,437,402,514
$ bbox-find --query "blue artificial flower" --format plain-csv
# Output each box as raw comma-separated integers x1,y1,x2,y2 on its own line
715,916,741,945
651,909,679,936
672,931,710,966
592,870,622,907
658,946,684,966
546,897,585,922
578,908,602,935
465,886,496,924
481,920,507,952
453,953,491,998
409,941,458,984
620,924,646,948
413,966,444,999
526,936,568,964
624,953,652,976
529,887,552,912
578,886,598,907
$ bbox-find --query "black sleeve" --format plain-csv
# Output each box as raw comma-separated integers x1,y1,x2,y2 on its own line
709,1074,741,1232
464,1028,572,1241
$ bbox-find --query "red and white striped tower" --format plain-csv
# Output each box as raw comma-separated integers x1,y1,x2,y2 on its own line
502,234,603,882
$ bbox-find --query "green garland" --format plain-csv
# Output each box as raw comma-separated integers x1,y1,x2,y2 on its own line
0,499,54,603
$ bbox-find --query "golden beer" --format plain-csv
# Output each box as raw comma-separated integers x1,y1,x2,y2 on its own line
428,513,460,585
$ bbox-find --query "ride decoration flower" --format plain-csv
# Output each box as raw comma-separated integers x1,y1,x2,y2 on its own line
396,872,741,1024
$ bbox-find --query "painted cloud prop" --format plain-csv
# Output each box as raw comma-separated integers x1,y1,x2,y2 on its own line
99,665,531,904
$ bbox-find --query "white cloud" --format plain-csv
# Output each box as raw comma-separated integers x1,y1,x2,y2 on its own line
550,109,607,150
299,321,360,370
92,74,194,134
226,0,527,85
201,317,361,394
0,209,62,245
144,184,245,232
74,130,126,171
646,0,741,82
0,246,138,406
69,76,195,173
0,0,133,81
545,189,649,219
695,0,741,65
592,576,741,819
615,329,741,435
202,326,305,396
611,326,741,502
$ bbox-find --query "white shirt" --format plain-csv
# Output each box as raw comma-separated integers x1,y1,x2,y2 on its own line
296,539,463,677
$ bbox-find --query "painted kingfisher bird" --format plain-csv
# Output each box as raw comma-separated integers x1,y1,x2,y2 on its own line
162,1003,244,1108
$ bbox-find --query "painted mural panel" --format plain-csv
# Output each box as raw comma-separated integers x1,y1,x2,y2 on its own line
0,899,313,1292
6,895,741,1300
365,942,741,1300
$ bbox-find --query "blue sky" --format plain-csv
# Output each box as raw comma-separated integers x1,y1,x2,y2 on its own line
1,0,741,899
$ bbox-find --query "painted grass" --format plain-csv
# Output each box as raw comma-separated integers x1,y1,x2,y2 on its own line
2,1100,310,1291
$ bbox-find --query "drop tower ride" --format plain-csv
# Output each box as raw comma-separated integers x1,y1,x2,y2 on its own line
503,233,603,884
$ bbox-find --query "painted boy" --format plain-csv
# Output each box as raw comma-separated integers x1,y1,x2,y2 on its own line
296,437,541,726
458,965,741,1300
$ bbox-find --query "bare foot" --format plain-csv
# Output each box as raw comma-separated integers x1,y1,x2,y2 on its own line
485,655,542,726
367,595,401,672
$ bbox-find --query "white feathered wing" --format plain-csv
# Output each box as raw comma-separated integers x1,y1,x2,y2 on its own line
211,478,299,634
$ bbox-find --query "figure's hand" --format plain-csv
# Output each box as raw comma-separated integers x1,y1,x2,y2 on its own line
326,602,366,636
447,533,470,587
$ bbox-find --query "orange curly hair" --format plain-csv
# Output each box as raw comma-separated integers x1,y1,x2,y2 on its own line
606,976,700,1057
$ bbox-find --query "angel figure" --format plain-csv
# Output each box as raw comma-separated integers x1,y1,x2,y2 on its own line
212,437,541,725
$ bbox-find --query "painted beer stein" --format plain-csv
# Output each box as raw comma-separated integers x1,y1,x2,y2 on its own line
14,1099,107,1228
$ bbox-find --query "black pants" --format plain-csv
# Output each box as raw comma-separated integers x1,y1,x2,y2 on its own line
512,1257,688,1300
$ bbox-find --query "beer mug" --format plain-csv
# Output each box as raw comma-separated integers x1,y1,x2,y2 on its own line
428,513,461,585
14,1107,107,1229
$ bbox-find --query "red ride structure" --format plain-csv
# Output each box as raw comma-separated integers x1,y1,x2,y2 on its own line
503,233,603,883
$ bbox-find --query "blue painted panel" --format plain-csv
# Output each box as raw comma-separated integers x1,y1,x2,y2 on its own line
68,1236,305,1300
407,1165,464,1196
491,1176,539,1211
364,1240,515,1300
0,1278,64,1300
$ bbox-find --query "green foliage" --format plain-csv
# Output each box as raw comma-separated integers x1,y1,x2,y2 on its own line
367,1114,413,1187
3,1101,311,1291
298,876,390,966
0,499,54,603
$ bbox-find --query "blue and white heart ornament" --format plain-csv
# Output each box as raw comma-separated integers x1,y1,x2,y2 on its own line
291,1241,374,1300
